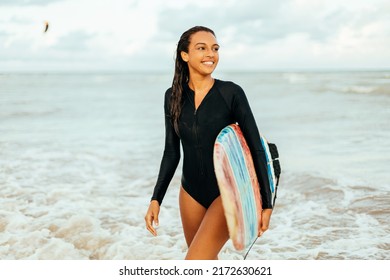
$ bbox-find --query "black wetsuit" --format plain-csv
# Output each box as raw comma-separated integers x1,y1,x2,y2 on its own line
151,79,272,209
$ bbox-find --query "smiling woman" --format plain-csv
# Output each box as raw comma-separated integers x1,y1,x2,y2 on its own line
144,26,273,260
181,35,220,80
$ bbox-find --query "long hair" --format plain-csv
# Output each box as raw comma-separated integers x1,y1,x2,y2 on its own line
170,26,216,135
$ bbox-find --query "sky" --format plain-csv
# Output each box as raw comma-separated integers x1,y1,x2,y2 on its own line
0,0,389,72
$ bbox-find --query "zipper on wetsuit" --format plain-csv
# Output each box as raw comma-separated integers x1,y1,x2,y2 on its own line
193,109,205,176
187,89,205,176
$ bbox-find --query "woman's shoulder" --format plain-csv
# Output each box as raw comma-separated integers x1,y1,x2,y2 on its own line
164,87,172,100
165,87,173,95
163,87,173,110
215,79,245,96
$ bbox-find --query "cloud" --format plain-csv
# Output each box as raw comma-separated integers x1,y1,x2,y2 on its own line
155,0,283,42
156,0,390,46
0,0,63,6
155,0,390,70
0,0,389,72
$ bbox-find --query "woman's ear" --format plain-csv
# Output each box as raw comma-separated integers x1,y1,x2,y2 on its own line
181,51,189,62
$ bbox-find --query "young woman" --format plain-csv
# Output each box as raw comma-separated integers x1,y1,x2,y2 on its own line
145,26,273,260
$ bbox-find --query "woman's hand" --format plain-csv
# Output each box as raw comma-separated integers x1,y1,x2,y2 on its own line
145,200,160,236
258,208,272,237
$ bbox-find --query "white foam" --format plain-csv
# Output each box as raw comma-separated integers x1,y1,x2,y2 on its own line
1,72,388,260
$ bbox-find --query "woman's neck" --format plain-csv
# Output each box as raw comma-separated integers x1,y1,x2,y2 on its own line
188,75,214,92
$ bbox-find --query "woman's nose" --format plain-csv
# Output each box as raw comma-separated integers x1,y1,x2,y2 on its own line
205,48,214,57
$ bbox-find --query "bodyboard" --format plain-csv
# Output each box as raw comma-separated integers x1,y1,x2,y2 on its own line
213,124,262,250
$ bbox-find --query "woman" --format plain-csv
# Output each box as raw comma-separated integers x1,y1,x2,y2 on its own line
145,26,273,260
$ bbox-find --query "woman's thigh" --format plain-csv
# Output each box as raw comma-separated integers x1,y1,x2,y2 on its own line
179,186,207,247
185,196,229,260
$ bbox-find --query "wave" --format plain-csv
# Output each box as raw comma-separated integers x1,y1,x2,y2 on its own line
0,109,60,119
341,85,390,95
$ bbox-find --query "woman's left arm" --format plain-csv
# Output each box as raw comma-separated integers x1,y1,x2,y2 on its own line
231,85,273,208
231,86,273,235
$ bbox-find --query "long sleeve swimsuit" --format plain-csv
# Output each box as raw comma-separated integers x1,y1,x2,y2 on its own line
151,79,273,209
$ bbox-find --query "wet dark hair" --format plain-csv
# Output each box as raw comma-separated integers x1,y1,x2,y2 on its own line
170,26,216,134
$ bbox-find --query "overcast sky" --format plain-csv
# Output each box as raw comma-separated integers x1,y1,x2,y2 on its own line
1,0,389,72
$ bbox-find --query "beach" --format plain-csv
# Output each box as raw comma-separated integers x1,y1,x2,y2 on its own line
0,71,389,259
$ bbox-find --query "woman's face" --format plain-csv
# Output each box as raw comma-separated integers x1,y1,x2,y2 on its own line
181,31,220,77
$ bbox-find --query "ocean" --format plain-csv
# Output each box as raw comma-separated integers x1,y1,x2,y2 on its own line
0,71,389,260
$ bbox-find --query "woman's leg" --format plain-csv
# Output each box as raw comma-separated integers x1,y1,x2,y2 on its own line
179,187,207,247
184,196,229,260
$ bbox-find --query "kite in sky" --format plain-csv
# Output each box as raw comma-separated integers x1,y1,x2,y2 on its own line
44,21,49,33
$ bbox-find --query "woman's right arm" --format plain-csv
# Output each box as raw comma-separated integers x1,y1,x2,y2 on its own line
145,89,181,236
150,88,181,205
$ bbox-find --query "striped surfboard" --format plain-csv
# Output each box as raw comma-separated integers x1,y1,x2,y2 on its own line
213,124,262,251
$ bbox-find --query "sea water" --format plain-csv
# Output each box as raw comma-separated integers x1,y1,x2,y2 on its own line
0,71,389,260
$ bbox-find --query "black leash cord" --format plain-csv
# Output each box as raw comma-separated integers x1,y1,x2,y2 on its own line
243,236,259,260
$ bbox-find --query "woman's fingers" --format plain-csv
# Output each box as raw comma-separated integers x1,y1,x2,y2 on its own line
258,209,272,237
153,212,159,227
145,213,157,236
145,200,160,236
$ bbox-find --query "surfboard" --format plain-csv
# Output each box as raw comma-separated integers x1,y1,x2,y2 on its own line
213,123,280,251
213,124,262,251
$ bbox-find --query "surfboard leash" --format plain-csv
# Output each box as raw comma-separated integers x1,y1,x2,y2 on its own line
243,236,259,260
